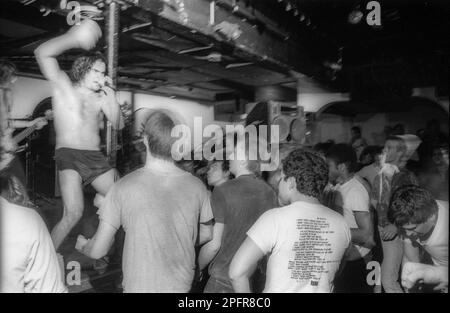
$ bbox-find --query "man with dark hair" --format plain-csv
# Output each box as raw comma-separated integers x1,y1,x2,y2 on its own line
34,20,124,250
76,111,213,292
388,185,448,292
325,143,375,292
199,132,278,293
69,52,107,84
229,149,350,292
206,159,231,189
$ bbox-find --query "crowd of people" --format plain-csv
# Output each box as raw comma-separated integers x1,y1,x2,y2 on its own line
0,19,448,293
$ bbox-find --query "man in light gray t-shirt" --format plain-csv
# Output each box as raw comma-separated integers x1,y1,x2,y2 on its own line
76,111,212,292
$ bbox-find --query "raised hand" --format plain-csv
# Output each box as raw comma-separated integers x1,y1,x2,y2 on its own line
68,19,102,50
33,117,48,130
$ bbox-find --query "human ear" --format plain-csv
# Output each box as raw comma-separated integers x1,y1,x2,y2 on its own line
288,176,297,191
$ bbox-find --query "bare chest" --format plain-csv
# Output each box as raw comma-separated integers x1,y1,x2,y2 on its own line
54,90,104,124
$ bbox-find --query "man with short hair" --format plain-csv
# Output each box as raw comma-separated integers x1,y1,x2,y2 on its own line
199,134,278,293
35,20,124,250
206,159,231,189
388,185,448,292
229,149,351,292
325,143,375,292
76,111,212,292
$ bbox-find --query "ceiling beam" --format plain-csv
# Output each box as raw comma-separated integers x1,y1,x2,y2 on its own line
133,0,320,77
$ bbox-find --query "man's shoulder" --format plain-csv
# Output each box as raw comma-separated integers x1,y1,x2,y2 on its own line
1,198,43,232
349,176,369,192
339,177,369,201
176,170,208,193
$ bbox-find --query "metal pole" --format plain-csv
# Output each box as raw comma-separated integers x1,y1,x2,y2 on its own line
105,0,120,165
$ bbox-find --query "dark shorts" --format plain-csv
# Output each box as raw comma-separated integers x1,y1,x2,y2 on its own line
55,148,112,186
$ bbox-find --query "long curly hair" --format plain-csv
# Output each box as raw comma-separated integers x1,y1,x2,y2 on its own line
69,52,106,84
282,148,329,199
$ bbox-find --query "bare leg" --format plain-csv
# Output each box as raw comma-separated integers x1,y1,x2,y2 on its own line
51,169,84,251
90,168,120,272
91,168,118,197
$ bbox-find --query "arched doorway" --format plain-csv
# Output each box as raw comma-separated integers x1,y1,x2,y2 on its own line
30,97,56,198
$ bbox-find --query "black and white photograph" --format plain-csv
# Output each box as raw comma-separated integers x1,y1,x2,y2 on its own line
0,0,448,299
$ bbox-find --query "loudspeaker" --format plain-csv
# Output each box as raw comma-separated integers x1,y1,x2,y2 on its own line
245,101,306,144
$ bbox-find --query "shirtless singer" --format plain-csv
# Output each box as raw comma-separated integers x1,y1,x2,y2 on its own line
35,19,124,250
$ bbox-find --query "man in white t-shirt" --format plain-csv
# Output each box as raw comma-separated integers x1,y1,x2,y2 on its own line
325,144,375,292
0,194,67,293
389,185,448,292
229,149,351,293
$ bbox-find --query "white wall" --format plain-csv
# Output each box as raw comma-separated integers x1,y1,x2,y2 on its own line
9,77,217,133
10,76,52,118
11,77,448,149
314,113,353,144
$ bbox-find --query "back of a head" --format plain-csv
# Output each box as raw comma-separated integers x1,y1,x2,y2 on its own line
234,131,262,175
388,184,438,227
282,149,328,199
143,111,177,161
326,143,357,173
